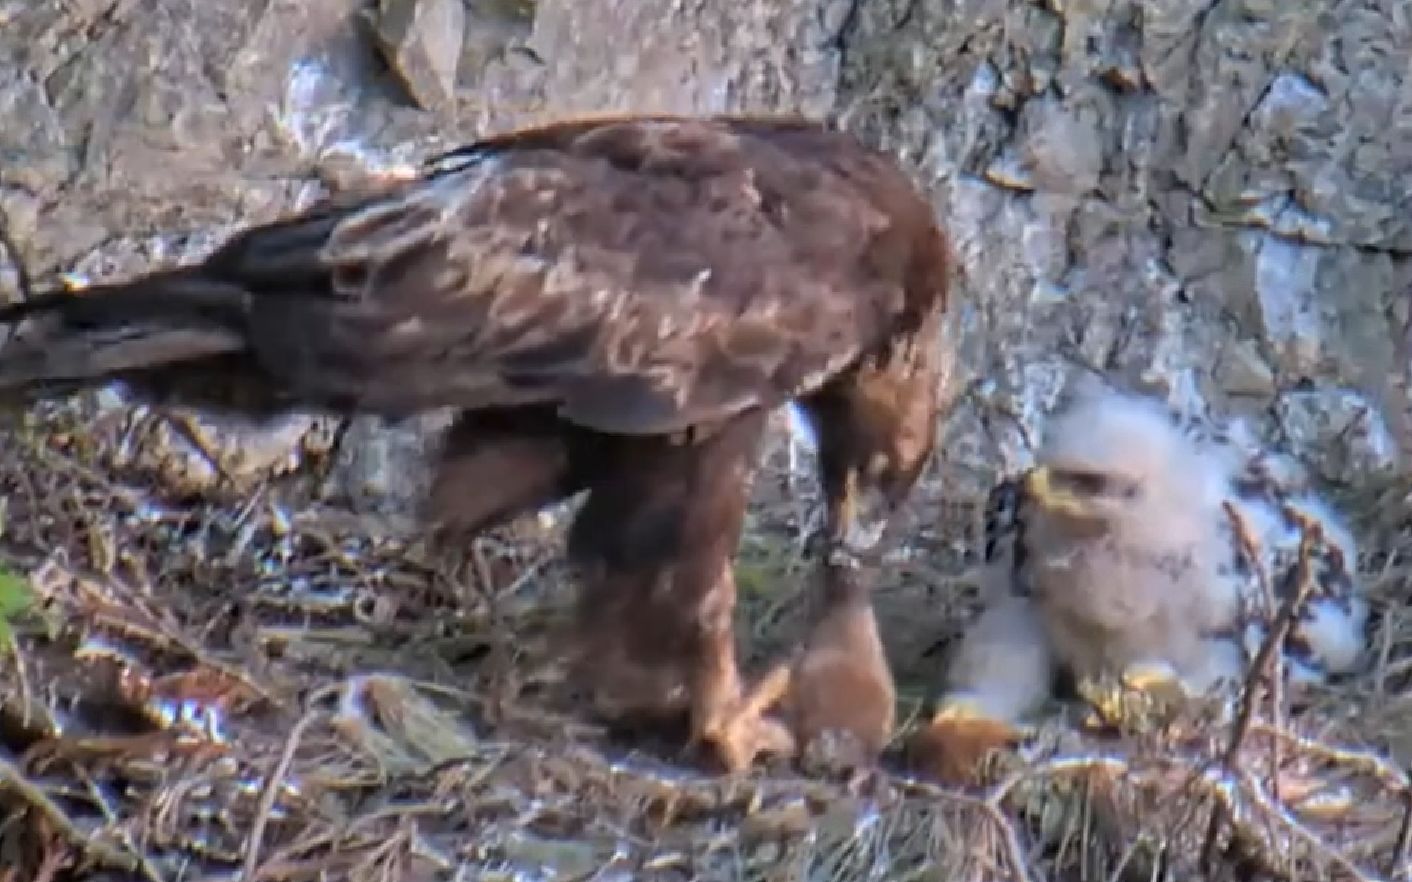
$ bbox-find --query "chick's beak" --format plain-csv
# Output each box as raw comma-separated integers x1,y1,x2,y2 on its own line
1021,465,1064,511
1022,465,1105,533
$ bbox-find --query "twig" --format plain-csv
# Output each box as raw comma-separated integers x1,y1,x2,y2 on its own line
1250,721,1412,791
984,802,1034,882
314,416,353,490
1102,837,1143,882
1201,512,1324,873
1392,787,1412,880
1268,647,1286,804
1234,766,1381,882
1213,528,1292,815
152,410,244,493
0,753,156,878
2,624,35,732
241,704,326,881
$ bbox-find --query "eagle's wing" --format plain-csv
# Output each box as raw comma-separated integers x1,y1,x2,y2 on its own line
206,115,939,434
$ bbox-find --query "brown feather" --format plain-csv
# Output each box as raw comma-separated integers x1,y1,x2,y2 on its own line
2,115,940,432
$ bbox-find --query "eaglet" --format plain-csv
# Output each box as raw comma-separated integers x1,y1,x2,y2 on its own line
910,382,1368,783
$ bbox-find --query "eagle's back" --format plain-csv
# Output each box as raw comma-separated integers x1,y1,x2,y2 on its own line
0,115,950,435
211,115,951,433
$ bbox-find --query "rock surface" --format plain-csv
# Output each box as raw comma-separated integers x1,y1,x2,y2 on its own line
369,0,465,114
0,0,1408,517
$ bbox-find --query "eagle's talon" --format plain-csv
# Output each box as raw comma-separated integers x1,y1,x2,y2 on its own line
695,664,796,772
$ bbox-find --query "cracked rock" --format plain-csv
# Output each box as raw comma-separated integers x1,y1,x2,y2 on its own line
369,0,466,116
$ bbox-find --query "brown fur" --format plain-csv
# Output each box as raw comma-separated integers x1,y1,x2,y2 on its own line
905,593,1049,786
906,713,1024,787
0,114,954,772
779,579,897,772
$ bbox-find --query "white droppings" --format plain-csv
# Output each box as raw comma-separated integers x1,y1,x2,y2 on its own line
273,58,424,175
964,59,1001,107
1254,233,1323,371
274,58,353,159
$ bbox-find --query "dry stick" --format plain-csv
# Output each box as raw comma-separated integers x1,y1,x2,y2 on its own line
1250,721,1410,791
982,807,1035,882
1233,765,1380,882
1223,500,1288,810
0,753,158,879
314,416,354,492
1228,499,1293,803
152,411,245,493
1392,787,1412,880
1200,511,1324,873
241,702,328,882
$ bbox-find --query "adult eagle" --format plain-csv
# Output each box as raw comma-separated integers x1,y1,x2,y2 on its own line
0,114,953,772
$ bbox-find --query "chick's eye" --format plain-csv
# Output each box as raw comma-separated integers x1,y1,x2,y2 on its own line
1052,469,1141,500
1062,471,1109,496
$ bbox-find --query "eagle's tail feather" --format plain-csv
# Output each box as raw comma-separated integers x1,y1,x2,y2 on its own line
0,270,252,394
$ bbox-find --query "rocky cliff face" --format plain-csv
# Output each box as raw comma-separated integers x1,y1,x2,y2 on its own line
838,0,1410,498
2,0,1407,519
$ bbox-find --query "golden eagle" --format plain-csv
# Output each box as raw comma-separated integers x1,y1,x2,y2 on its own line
0,114,953,772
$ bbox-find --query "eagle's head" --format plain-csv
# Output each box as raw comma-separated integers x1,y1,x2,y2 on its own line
1021,386,1231,549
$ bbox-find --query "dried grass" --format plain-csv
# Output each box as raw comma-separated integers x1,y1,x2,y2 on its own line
0,400,1409,882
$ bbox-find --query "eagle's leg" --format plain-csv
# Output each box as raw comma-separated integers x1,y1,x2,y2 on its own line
567,410,795,772
423,406,595,715
782,359,939,765
425,405,593,546
799,364,937,582
687,564,797,773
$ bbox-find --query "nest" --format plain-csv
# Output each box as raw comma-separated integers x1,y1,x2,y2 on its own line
0,399,1409,882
